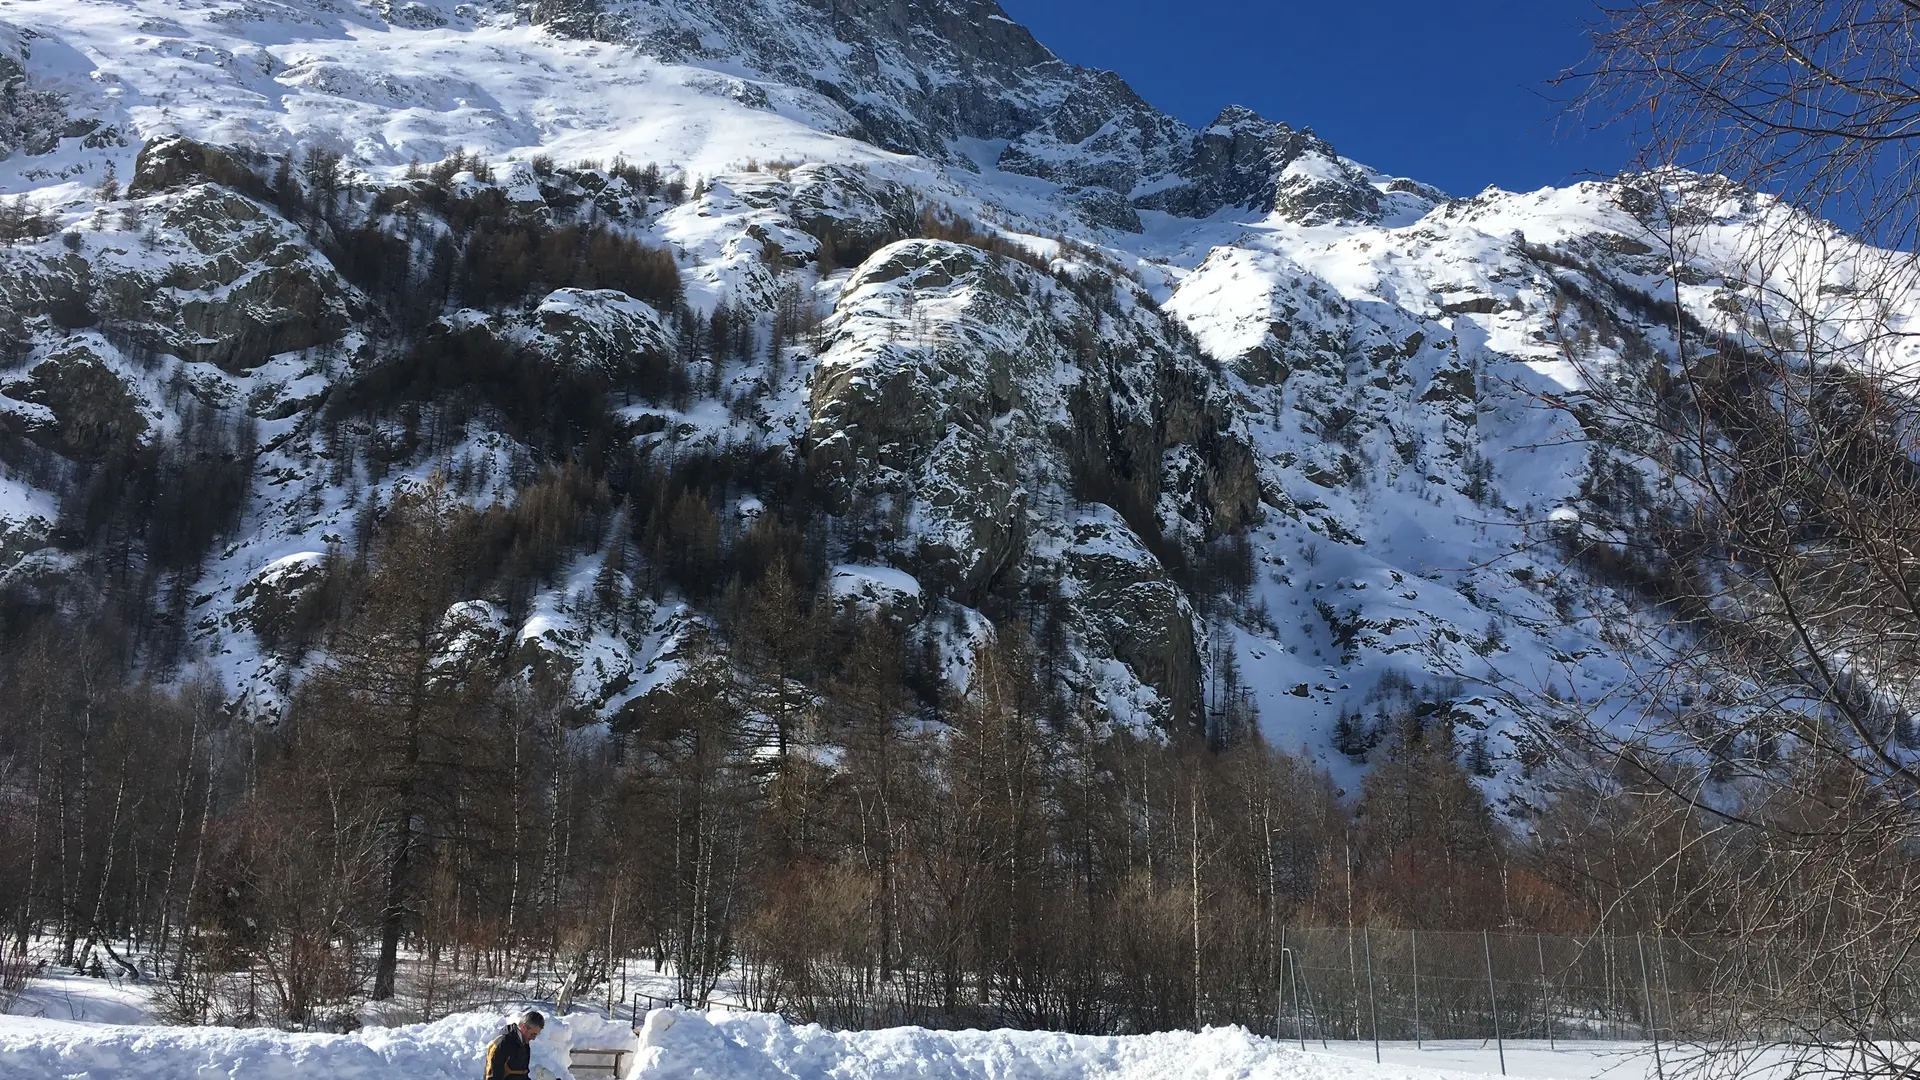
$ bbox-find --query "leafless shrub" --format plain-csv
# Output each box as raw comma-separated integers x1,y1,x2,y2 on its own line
0,949,32,1011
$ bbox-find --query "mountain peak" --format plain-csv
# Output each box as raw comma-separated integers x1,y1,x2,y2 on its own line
1204,104,1278,134
546,0,1423,228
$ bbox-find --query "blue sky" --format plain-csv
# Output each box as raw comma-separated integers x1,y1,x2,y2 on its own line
996,1,1633,198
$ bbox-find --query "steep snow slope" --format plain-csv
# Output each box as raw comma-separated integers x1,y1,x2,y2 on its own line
0,0,891,188
1,0,1907,791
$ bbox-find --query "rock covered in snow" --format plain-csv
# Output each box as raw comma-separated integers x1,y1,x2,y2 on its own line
829,563,925,620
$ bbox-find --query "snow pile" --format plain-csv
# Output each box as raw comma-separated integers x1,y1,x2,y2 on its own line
0,1009,610,1080
631,1009,1497,1080
632,1012,1701,1080
0,1002,1680,1080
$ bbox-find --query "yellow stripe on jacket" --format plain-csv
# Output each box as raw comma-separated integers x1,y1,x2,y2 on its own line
486,1036,530,1079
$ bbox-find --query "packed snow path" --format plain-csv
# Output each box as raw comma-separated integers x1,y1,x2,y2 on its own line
0,1005,1668,1080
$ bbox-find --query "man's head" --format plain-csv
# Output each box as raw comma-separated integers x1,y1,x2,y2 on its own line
517,1010,545,1041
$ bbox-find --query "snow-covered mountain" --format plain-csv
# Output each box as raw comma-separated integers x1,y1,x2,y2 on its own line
4,0,1907,796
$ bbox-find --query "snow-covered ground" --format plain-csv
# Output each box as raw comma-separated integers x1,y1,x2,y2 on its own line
1315,1040,1659,1080
3,966,155,1025
0,1003,1680,1080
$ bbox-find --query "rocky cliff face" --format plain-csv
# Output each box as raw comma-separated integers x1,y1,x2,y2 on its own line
593,0,1186,189
804,236,1259,723
1137,106,1445,225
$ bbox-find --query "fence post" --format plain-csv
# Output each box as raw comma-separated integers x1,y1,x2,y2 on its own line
1364,928,1380,1063
1537,933,1554,1050
1277,928,1286,1041
1348,926,1360,1041
1411,929,1422,1050
1483,929,1506,1076
1767,949,1782,1044
1296,949,1330,1049
1657,933,1677,1042
1604,932,1616,1041
1285,946,1307,1051
1637,933,1665,1080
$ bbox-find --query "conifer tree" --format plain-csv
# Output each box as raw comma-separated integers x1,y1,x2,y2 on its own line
295,477,488,1000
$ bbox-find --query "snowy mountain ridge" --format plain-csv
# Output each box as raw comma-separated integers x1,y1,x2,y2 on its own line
3,0,1909,798
585,0,1449,229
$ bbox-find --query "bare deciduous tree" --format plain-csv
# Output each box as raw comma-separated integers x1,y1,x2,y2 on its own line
1577,0,1920,249
1510,160,1920,1075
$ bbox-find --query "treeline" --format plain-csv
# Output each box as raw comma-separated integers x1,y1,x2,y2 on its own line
324,151,686,331
0,472,1616,1033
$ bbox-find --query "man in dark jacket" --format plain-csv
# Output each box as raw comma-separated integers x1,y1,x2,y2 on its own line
484,1010,544,1080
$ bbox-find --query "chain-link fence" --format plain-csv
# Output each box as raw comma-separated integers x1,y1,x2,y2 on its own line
660,925,1902,1051
1268,928,1883,1050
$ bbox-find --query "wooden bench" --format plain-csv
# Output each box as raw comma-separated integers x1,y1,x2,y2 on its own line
570,1048,630,1076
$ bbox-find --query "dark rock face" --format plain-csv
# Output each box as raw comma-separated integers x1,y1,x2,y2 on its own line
148,182,352,372
605,0,1080,158
0,24,76,160
992,69,1190,197
1138,106,1303,217
173,257,349,373
127,134,264,196
1,345,148,464
805,241,1038,602
1062,188,1144,233
1137,106,1421,225
785,164,921,259
1064,515,1203,726
0,139,353,419
805,236,1261,728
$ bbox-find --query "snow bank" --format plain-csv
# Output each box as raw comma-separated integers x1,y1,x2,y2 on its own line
629,1009,1497,1080
0,1003,1671,1080
0,1009,614,1080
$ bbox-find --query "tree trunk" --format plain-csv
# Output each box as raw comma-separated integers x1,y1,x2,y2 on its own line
79,759,130,974
1190,786,1202,1030
374,803,414,1000
15,702,46,956
175,754,214,973
374,707,424,1001
157,712,200,959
